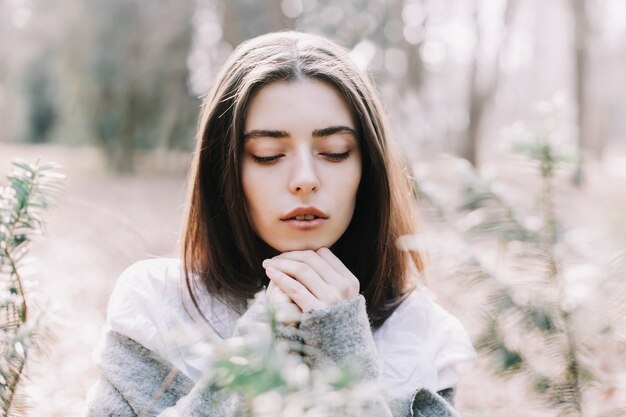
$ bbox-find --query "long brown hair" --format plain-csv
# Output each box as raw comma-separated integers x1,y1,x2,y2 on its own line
181,31,423,328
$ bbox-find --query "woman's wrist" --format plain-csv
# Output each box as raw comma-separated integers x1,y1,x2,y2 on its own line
298,295,379,379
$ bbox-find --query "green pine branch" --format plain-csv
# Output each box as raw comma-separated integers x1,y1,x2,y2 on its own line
414,110,625,416
195,293,381,417
0,159,64,417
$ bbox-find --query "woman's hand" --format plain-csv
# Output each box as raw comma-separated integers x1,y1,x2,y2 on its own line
266,280,302,325
262,247,360,313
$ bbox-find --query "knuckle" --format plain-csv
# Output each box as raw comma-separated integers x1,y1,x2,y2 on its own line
338,283,351,297
328,292,341,304
284,283,298,297
284,279,300,293
292,285,307,300
296,263,310,276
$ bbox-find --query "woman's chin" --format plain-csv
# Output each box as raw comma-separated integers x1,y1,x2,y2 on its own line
271,238,338,253
274,243,322,252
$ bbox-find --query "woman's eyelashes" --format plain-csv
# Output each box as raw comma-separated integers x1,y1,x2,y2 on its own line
251,154,283,164
324,151,352,161
251,151,352,165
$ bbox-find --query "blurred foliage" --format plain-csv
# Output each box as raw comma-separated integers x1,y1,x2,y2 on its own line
22,54,57,145
10,0,201,172
198,292,381,417
3,0,624,172
0,160,64,416
73,0,199,172
415,102,626,417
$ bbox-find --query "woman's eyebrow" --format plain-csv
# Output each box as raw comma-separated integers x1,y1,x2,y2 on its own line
243,129,289,141
243,126,356,141
312,126,357,138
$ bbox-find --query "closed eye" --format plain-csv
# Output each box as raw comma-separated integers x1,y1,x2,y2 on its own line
252,155,283,165
251,151,351,165
323,151,351,161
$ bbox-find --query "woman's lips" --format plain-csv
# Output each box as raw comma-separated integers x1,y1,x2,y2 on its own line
282,217,326,230
281,206,329,220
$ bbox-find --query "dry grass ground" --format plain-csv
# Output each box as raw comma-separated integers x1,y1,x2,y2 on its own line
0,143,624,417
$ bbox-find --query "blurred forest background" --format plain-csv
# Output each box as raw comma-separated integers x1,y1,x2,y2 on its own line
0,0,625,416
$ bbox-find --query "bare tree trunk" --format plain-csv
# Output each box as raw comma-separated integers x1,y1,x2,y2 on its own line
463,0,517,167
219,0,295,49
0,5,13,142
0,52,8,142
572,0,589,178
389,0,425,92
116,90,138,174
220,1,245,48
463,0,485,166
465,73,482,166
264,0,296,32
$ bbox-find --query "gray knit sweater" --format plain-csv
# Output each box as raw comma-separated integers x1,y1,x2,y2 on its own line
86,294,459,417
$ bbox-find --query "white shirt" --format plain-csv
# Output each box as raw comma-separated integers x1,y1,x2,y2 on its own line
102,258,476,396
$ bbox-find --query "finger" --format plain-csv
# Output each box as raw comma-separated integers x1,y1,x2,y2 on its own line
265,266,323,313
275,302,302,325
315,247,360,296
271,250,342,286
267,281,291,304
315,247,356,279
266,281,302,325
265,258,339,303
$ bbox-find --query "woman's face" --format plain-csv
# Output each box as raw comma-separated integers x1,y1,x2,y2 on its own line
241,78,362,253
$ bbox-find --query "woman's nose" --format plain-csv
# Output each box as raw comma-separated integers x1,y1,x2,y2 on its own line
289,150,320,194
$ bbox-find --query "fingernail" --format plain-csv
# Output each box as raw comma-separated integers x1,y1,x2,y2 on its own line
262,259,270,268
266,266,277,275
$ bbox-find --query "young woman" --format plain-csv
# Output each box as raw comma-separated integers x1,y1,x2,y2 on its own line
86,31,476,417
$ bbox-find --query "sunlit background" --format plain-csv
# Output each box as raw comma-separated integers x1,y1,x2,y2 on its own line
0,0,625,416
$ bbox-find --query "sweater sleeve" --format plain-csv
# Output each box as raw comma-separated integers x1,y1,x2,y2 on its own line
86,290,270,417
85,330,242,417
298,295,460,417
87,292,461,417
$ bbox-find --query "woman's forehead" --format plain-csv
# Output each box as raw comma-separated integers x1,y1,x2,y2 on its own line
244,79,356,130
